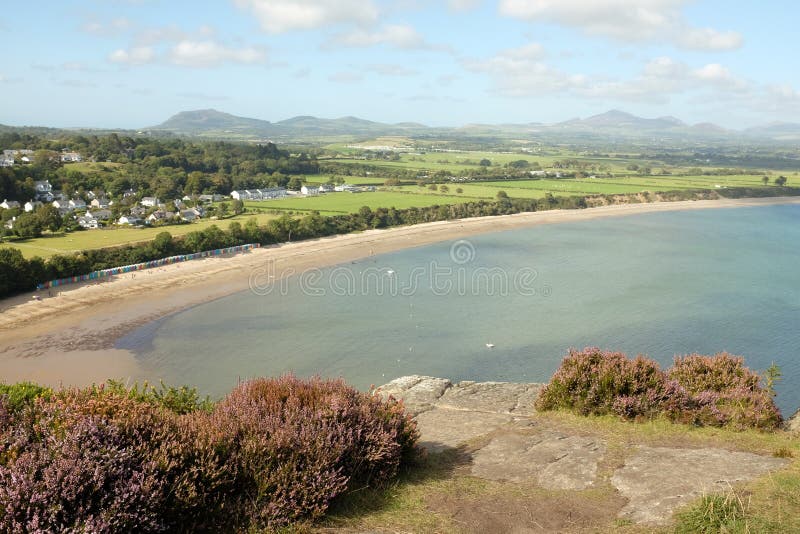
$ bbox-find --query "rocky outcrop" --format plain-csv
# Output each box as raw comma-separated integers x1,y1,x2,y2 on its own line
787,409,800,433
376,376,792,526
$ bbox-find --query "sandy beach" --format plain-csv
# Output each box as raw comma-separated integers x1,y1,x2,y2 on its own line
1,196,799,388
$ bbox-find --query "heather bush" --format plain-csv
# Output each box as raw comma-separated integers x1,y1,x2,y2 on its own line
535,348,670,419
208,375,420,530
536,348,783,430
0,377,419,532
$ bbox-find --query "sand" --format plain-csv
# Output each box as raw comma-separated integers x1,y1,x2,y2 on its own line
1,196,798,388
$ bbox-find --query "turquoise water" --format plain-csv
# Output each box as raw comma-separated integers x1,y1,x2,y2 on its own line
120,205,800,415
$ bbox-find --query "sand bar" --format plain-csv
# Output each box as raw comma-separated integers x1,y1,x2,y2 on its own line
1,196,798,388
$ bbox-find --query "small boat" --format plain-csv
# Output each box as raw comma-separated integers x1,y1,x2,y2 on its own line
485,343,495,349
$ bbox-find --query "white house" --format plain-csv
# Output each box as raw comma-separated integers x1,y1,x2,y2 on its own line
198,193,224,203
78,215,99,229
90,197,110,209
60,151,83,163
147,210,175,224
230,188,286,201
118,215,143,225
180,209,198,222
0,156,14,167
69,198,86,210
300,185,320,196
52,200,72,214
24,200,42,212
0,199,20,210
140,197,159,208
318,184,334,193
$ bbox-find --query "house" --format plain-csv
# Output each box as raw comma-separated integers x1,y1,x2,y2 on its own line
230,189,286,201
130,206,147,217
52,200,72,214
147,210,175,224
180,209,198,222
198,193,224,203
230,190,247,201
34,180,54,201
318,184,334,193
24,200,42,212
0,199,20,210
300,185,319,196
0,156,14,167
60,151,83,163
77,215,99,229
117,215,143,225
173,199,186,210
69,198,86,210
90,197,110,209
86,191,97,200
86,209,112,221
4,217,16,230
140,197,159,208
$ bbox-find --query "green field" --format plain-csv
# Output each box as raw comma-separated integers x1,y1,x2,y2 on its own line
245,191,468,215
1,213,277,259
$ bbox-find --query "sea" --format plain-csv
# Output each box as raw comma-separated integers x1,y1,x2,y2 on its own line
118,204,800,415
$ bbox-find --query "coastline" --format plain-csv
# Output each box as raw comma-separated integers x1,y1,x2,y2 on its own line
1,195,799,388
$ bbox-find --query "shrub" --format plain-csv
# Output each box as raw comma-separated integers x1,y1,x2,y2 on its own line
0,382,52,414
536,348,783,430
208,375,420,530
0,377,419,532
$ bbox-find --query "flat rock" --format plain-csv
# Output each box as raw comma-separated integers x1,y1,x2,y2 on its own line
376,375,452,414
611,446,789,524
471,430,606,490
415,407,514,453
438,381,544,415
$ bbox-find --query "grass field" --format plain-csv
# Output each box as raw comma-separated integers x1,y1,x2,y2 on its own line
1,213,277,259
245,191,468,215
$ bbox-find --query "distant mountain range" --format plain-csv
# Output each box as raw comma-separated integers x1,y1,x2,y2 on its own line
143,108,800,142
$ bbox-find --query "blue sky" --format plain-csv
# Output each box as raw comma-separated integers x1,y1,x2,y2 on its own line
1,0,798,129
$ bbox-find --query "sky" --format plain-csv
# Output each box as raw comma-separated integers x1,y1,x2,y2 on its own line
1,0,799,129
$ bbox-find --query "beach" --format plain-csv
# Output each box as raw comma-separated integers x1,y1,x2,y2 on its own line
2,196,799,388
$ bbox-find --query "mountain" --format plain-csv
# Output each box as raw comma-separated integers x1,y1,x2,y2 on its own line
555,110,687,131
744,122,800,139
142,108,795,142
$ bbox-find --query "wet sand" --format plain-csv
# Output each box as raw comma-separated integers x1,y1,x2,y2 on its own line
1,196,798,388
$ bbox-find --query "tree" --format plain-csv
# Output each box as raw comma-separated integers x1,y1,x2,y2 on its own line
775,176,788,186
36,204,62,232
439,185,449,193
479,159,491,167
231,199,244,215
762,176,770,186
218,202,230,217
287,176,304,191
456,187,463,194
496,190,508,200
13,212,43,239
151,231,174,256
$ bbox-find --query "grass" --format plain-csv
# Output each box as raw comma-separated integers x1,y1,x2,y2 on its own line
244,191,469,215
0,212,277,259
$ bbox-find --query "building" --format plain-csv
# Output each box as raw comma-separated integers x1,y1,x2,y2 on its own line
51,200,72,214
86,209,112,221
180,209,198,222
118,215,143,225
90,197,111,209
24,200,42,212
77,215,99,229
0,199,20,210
34,180,54,202
147,210,176,224
230,188,287,201
60,151,83,163
140,197,159,208
198,193,224,203
300,185,319,196
318,184,334,193
69,198,87,210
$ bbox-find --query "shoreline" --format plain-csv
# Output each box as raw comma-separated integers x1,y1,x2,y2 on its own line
1,195,799,389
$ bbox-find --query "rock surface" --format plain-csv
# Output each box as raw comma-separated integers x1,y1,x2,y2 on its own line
377,376,792,526
471,430,606,490
787,409,800,433
611,446,789,524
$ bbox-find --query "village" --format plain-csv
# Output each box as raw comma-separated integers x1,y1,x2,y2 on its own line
0,150,379,236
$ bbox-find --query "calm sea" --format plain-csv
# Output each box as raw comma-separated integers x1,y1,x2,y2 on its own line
119,204,800,415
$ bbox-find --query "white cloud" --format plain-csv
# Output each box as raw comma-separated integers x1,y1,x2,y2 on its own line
328,24,432,49
679,27,743,50
168,41,267,67
81,18,132,36
109,46,156,65
235,0,378,33
498,0,742,50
